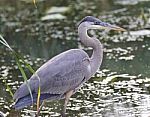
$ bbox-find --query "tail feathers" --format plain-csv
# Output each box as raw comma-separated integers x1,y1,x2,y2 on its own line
13,93,62,110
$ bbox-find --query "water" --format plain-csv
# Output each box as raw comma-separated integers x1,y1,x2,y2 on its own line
0,0,150,116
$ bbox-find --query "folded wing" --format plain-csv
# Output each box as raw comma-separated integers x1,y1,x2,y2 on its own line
13,49,90,103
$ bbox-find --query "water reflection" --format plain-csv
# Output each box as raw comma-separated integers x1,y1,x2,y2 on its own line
0,0,150,116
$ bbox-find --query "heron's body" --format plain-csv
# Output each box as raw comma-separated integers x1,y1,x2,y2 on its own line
14,49,94,102
13,16,125,116
14,47,102,108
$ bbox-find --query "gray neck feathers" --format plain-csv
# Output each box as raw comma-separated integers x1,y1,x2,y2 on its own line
78,23,103,76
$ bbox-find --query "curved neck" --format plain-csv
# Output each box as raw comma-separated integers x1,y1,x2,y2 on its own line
78,23,103,76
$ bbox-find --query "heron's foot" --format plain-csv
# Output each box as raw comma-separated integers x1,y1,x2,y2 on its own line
35,110,40,117
61,90,73,117
61,112,66,117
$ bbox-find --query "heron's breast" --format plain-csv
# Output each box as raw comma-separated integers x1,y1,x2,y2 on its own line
87,64,91,73
82,57,92,79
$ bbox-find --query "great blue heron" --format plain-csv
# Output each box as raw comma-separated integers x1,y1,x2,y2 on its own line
13,16,125,116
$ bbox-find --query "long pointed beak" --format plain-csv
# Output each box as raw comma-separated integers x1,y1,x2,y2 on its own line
108,24,126,31
94,21,126,32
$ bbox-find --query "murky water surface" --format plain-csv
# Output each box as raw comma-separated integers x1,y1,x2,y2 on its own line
0,0,150,116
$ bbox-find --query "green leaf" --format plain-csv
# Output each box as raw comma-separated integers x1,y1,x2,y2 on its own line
0,34,34,105
13,51,41,111
0,34,41,114
3,77,14,98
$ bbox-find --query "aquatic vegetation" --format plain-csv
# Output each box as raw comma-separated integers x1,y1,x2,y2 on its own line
0,35,42,116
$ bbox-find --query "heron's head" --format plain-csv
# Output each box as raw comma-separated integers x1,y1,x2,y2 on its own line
79,16,126,31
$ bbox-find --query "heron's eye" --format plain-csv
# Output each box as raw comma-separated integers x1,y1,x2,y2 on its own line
94,21,99,25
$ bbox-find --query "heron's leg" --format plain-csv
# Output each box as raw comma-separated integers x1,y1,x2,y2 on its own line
62,90,73,117
36,101,45,117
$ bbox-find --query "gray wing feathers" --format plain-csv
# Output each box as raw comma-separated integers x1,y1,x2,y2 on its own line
14,49,90,100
